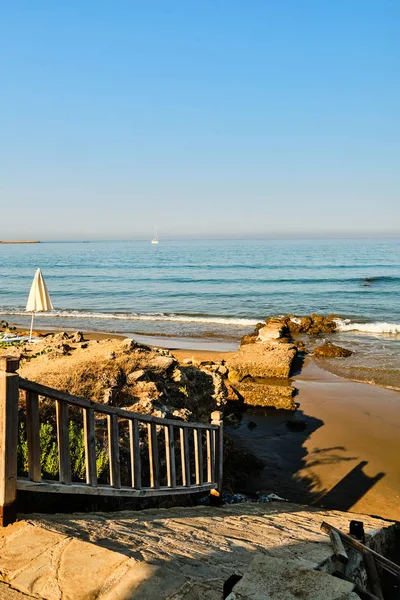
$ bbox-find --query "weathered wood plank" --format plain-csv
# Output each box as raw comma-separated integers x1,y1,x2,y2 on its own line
164,425,176,488
129,419,141,489
20,379,217,429
180,427,191,487
83,408,97,486
206,429,215,483
211,411,223,493
25,390,42,482
363,551,384,600
56,400,71,484
329,529,348,564
148,422,160,489
107,414,121,488
0,357,20,526
194,428,203,485
321,521,400,578
16,478,217,497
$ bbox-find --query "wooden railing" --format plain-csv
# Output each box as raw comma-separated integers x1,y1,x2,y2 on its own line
0,356,223,526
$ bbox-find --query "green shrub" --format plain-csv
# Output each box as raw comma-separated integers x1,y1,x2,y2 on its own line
18,421,109,481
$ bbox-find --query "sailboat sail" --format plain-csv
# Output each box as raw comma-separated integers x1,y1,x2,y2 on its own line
151,228,159,244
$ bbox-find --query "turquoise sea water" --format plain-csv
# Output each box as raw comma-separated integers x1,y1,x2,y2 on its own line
1,239,399,342
1,239,399,386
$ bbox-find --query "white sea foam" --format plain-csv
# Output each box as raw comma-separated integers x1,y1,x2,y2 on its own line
0,308,259,327
334,319,400,334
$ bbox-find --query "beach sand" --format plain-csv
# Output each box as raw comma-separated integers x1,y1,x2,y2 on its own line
294,361,400,520
226,358,400,521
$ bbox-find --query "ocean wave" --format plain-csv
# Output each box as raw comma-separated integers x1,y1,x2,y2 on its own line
0,308,259,327
335,319,400,334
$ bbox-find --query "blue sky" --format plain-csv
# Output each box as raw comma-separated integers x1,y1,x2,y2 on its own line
1,1,398,239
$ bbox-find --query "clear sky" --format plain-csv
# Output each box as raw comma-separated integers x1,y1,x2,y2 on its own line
1,1,398,240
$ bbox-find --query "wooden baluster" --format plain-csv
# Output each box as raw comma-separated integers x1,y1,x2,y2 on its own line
25,390,41,482
148,422,160,489
56,400,71,484
180,427,191,487
107,414,121,488
206,429,215,483
194,428,203,485
211,411,223,493
83,408,97,486
164,425,176,488
0,357,20,526
129,419,141,489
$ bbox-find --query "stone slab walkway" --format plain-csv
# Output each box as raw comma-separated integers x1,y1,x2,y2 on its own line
0,502,395,600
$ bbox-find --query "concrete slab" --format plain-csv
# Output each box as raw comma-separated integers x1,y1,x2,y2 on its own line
0,582,35,599
226,554,355,599
0,503,395,600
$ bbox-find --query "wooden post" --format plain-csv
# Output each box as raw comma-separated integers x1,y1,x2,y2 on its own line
180,427,191,487
0,357,20,526
164,425,176,488
194,428,203,485
211,411,223,493
129,419,141,489
25,391,42,482
56,400,71,484
83,408,97,486
148,422,160,489
363,551,384,600
329,529,348,564
108,414,121,488
206,429,214,483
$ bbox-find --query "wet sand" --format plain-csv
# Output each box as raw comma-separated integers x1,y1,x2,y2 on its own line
294,360,400,520
228,359,400,521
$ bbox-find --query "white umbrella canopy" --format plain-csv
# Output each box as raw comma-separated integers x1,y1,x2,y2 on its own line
26,268,53,339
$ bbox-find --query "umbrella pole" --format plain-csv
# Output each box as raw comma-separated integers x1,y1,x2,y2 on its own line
29,312,35,341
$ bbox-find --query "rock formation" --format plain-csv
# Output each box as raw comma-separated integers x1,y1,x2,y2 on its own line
313,343,353,358
226,321,298,410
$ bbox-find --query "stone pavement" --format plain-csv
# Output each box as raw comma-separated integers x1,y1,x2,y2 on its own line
0,502,396,599
0,583,34,599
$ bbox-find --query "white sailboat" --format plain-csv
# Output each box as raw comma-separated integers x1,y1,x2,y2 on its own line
151,227,159,244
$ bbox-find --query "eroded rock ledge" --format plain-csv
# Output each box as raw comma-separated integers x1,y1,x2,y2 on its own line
226,321,298,410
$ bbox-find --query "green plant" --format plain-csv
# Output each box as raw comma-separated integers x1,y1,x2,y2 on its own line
18,420,109,481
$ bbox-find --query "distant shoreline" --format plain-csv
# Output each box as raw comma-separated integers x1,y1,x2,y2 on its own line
0,240,40,244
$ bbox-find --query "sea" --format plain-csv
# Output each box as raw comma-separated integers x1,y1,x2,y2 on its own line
1,238,399,388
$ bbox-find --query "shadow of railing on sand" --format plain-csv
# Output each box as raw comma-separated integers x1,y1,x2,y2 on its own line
225,407,386,513
314,460,385,512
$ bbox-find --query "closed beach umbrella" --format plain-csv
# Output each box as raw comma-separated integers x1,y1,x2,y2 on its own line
26,268,53,340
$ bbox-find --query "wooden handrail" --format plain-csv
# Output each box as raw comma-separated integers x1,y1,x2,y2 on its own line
0,357,223,525
19,378,218,429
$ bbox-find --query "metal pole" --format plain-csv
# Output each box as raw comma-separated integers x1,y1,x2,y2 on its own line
29,312,34,341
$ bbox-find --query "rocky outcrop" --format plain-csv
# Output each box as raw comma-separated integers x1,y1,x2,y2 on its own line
227,342,297,380
16,336,227,424
225,321,298,410
231,380,296,410
276,314,338,335
313,343,353,358
256,322,285,342
242,315,339,345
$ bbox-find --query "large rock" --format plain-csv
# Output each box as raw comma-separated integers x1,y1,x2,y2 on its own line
227,342,297,379
313,343,353,358
232,380,296,410
256,322,285,342
284,314,338,335
227,554,355,600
